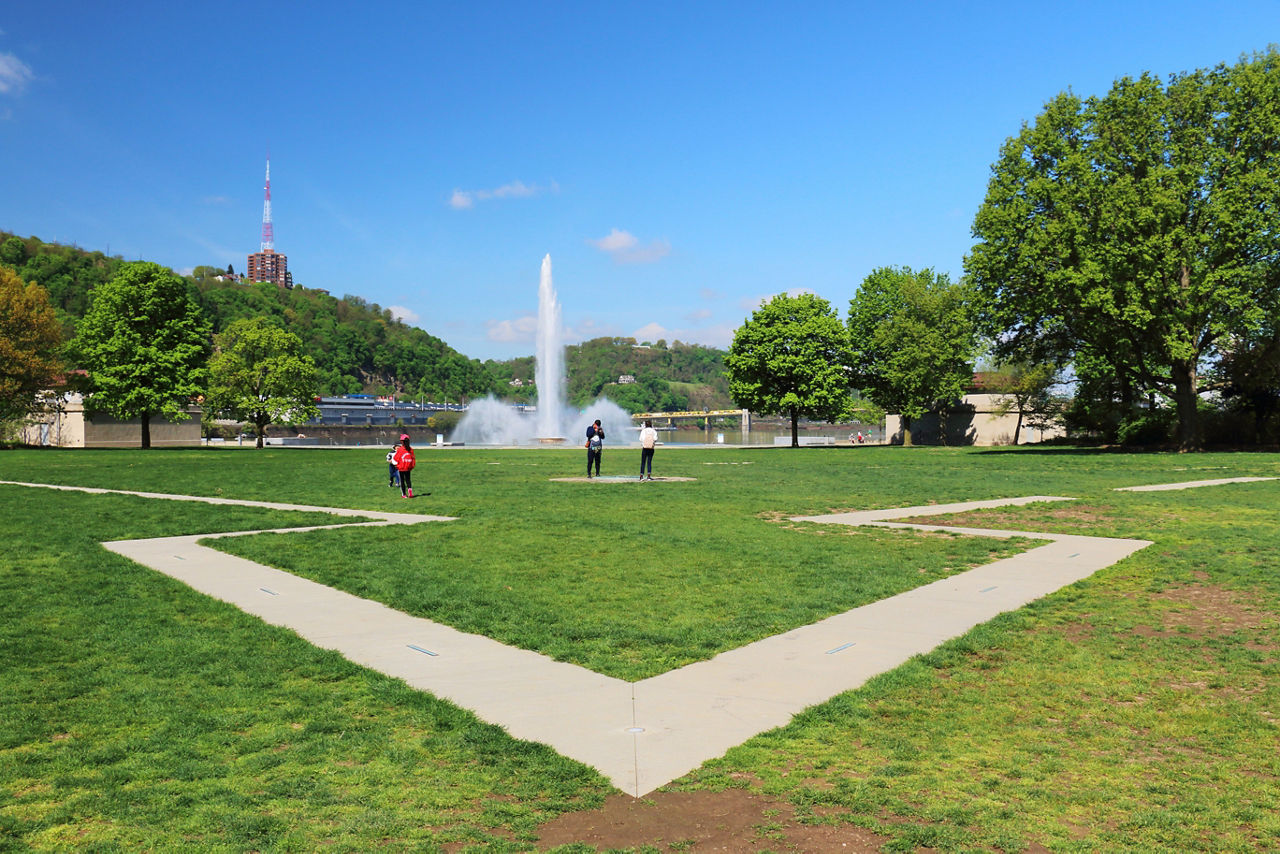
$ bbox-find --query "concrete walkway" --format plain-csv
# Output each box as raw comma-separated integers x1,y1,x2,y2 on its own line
6,480,1154,797
1114,476,1276,492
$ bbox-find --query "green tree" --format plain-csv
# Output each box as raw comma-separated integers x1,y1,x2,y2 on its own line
206,317,321,449
848,267,979,446
72,262,210,448
0,267,63,424
726,293,850,447
966,50,1280,451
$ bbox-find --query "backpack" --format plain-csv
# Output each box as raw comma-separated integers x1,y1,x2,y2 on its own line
588,432,603,451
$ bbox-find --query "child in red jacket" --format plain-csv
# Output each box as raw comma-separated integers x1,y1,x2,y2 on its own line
392,434,416,498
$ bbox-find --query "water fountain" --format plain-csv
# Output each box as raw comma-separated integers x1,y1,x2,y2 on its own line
454,255,633,446
534,254,565,443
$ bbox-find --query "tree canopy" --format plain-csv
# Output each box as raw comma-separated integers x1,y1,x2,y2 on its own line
966,49,1280,450
73,262,210,448
0,267,63,424
726,293,850,447
206,317,321,448
848,267,979,446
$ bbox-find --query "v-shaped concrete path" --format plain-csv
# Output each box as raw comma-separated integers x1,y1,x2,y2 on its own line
5,480,1156,797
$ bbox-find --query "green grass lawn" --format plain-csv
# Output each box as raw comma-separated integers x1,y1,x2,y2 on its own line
2,445,1278,851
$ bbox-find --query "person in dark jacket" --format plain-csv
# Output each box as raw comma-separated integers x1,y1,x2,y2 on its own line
585,420,604,478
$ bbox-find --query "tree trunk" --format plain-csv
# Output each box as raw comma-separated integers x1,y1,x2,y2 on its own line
902,415,913,447
1013,410,1023,445
256,416,267,449
140,412,151,449
790,407,799,448
1171,360,1200,452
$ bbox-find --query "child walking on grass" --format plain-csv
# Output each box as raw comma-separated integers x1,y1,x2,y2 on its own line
392,434,416,498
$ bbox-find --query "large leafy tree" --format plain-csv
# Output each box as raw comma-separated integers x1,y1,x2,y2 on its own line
966,50,1280,451
206,317,321,449
0,267,63,423
73,262,210,448
848,267,979,446
726,293,850,447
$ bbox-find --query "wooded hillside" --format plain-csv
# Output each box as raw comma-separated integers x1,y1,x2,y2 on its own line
2,232,731,411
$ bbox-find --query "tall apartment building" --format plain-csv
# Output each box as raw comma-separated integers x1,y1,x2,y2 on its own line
247,249,291,288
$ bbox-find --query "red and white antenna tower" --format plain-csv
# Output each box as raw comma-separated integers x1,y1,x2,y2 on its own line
260,154,274,252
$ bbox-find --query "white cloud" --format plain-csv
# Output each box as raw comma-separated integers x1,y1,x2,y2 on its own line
590,228,638,252
450,180,555,210
0,52,33,95
699,287,724,301
686,308,713,322
388,305,420,324
590,228,671,264
630,321,735,350
632,322,668,341
486,314,539,343
202,195,231,206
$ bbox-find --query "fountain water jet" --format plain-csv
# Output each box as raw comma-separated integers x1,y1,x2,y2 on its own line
534,254,566,442
453,255,633,446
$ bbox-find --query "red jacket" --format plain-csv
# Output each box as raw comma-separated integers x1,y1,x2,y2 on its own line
392,445,416,472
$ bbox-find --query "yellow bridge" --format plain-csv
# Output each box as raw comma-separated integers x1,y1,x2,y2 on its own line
630,409,751,441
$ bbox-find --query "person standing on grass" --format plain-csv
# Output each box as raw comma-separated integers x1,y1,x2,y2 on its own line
586,419,604,478
393,434,416,498
638,419,657,481
386,445,400,488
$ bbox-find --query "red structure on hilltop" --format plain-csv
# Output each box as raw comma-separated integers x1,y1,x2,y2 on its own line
247,156,291,288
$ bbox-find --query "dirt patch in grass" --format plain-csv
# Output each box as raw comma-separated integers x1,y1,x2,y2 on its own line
535,788,888,852
1133,583,1279,644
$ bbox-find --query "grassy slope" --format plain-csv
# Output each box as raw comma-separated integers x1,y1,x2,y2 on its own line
1,446,1278,851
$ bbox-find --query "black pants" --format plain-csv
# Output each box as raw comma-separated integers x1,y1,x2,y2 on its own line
640,447,654,476
399,470,413,495
587,449,601,476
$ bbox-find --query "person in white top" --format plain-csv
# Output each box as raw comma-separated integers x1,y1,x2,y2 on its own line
638,419,658,481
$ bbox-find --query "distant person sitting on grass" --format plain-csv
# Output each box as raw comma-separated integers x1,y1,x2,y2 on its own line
638,419,657,481
392,434,416,498
586,419,604,478
386,445,400,488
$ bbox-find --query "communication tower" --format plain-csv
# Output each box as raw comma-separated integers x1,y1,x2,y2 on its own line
247,154,291,287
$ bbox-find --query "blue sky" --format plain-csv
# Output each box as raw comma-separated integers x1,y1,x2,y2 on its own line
2,2,1278,361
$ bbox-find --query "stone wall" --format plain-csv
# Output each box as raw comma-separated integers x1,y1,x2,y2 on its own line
21,396,203,448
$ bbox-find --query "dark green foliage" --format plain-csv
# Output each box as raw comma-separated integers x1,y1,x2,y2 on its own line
0,230,128,336
192,283,496,399
206,317,321,448
727,293,851,446
2,231,498,400
72,262,211,448
848,267,980,446
967,49,1280,451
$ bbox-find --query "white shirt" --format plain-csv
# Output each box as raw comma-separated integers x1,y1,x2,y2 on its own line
639,426,658,449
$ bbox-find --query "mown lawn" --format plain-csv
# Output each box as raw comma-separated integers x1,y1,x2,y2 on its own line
2,445,1277,851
